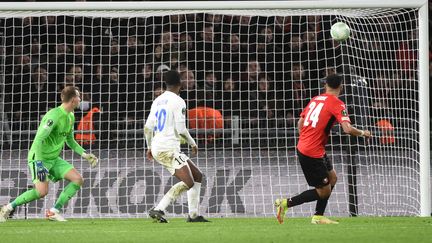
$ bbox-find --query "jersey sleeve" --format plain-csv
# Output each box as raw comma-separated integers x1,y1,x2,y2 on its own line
65,114,85,156
174,100,188,134
144,104,157,148
331,99,351,124
174,99,197,146
174,99,187,125
31,111,57,160
144,104,157,130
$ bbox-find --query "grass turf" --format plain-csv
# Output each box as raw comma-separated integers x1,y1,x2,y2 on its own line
0,217,431,243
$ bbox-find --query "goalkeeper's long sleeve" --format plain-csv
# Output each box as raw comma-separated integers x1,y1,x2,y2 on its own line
66,131,85,156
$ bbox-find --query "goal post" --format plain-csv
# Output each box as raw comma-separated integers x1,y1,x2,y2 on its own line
418,2,430,217
0,0,429,218
0,1,426,10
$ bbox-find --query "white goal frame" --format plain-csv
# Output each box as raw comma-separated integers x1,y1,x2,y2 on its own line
0,0,429,217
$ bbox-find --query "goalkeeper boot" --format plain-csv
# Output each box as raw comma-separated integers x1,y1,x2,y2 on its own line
0,204,13,222
274,198,288,224
311,215,339,225
46,209,67,222
148,208,168,223
186,215,210,223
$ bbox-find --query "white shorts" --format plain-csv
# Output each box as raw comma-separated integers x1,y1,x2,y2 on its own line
152,149,190,175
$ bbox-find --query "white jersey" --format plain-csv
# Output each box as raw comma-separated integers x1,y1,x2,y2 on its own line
145,91,187,152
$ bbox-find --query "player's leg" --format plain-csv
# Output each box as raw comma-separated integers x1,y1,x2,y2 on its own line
149,151,193,223
185,160,209,222
149,165,192,223
275,151,328,224
52,168,83,211
15,163,51,206
312,168,338,224
1,160,50,222
312,155,338,224
288,184,331,208
157,163,194,210
46,158,80,221
315,169,337,216
0,182,48,222
187,160,202,183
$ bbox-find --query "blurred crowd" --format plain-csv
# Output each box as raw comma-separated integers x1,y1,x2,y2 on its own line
0,11,421,144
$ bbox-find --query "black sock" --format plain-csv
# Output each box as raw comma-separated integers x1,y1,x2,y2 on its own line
287,189,320,208
314,185,334,216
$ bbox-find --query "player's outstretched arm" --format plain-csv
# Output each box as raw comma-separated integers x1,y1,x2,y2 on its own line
341,122,371,138
66,129,85,156
174,100,198,155
66,127,98,167
176,122,198,156
176,123,197,146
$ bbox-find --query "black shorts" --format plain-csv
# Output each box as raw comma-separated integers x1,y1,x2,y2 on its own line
297,150,333,188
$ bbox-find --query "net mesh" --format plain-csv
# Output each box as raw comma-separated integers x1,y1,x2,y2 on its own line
0,8,421,218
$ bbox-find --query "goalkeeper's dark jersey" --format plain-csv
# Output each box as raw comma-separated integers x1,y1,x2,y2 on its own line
297,93,351,158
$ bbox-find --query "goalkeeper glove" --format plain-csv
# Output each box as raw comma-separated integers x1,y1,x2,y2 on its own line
82,152,98,168
35,161,48,182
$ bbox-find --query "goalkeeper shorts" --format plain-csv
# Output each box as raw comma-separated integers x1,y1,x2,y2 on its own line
29,157,74,184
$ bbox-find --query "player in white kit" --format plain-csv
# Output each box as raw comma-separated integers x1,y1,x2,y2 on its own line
144,70,209,223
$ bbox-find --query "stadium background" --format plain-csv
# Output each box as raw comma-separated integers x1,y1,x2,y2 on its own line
0,0,430,218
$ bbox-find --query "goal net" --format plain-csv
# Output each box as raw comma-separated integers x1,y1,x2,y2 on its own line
0,3,428,218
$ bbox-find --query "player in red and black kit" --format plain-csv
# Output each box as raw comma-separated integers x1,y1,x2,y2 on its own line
275,74,371,224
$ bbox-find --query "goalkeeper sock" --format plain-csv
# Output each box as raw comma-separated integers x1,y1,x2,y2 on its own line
54,182,81,211
314,186,334,216
10,189,41,209
187,182,201,218
287,189,320,208
155,181,189,211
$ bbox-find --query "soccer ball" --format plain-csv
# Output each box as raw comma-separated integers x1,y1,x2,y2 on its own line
330,22,350,41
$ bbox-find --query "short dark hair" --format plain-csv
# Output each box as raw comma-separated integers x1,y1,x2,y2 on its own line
326,74,343,89
164,70,181,87
61,86,79,102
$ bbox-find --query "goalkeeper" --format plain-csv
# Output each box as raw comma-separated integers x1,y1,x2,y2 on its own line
0,86,98,222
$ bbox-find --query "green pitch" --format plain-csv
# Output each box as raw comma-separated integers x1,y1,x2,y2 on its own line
1,217,431,243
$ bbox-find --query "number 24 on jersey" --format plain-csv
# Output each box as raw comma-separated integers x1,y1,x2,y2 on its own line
303,102,324,128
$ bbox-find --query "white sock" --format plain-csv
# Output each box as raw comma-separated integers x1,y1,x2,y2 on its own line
155,181,189,211
187,182,201,218
50,208,60,214
6,203,13,211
